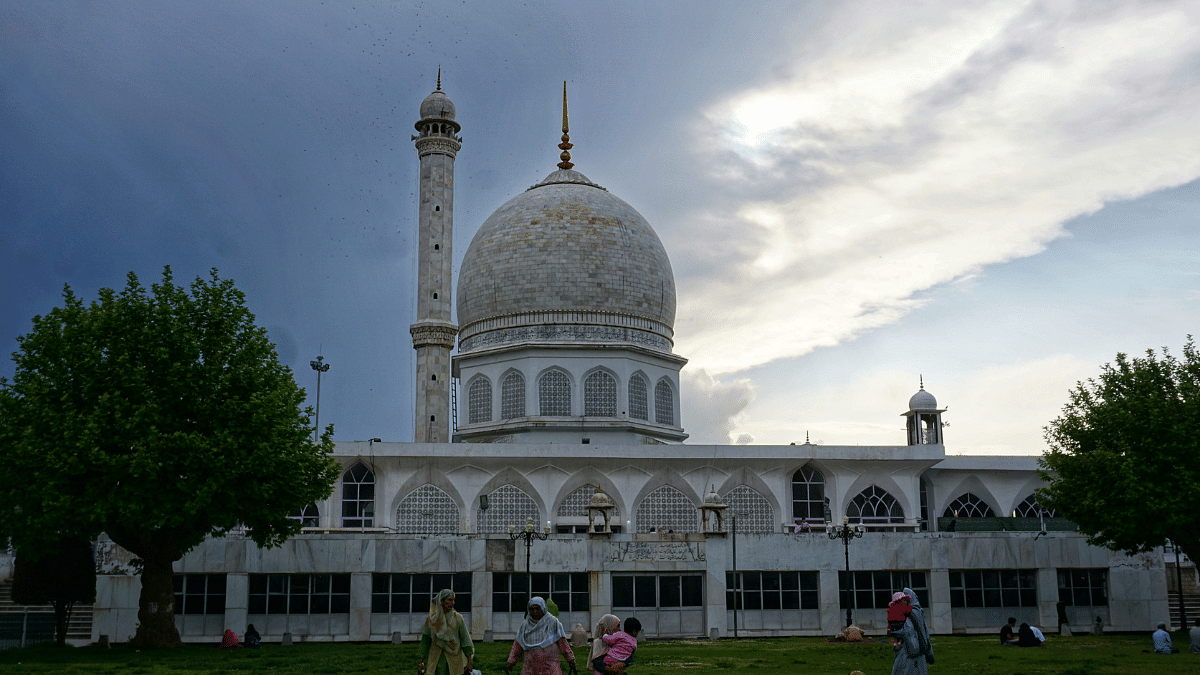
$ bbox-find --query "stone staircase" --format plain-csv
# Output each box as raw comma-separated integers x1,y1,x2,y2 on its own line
0,581,93,648
1168,593,1200,629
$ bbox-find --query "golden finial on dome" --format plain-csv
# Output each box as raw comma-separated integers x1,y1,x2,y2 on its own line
558,81,574,170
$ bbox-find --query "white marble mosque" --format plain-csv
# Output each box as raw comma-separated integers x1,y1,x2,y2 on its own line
60,80,1176,643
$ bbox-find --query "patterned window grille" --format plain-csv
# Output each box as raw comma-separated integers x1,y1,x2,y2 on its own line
950,569,1038,608
539,371,572,417
476,484,539,534
791,466,826,521
722,485,775,533
1015,494,1057,518
396,484,460,534
584,371,617,417
654,379,674,425
635,485,697,533
847,485,904,526
468,377,492,424
943,492,995,518
557,484,621,519
628,375,648,420
287,503,320,528
248,574,351,614
341,462,375,527
372,572,472,614
501,371,526,419
839,571,928,610
173,574,227,615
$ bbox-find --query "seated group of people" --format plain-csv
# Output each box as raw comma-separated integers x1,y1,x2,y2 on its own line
218,624,261,649
998,617,1044,647
1153,619,1200,655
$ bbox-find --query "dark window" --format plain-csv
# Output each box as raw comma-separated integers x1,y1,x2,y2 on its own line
173,574,226,615
372,572,471,614
838,571,927,610
847,485,905,527
492,572,589,613
1057,568,1108,607
791,466,826,522
1015,494,1057,518
943,493,996,518
612,574,703,609
287,503,320,528
949,569,1037,608
727,571,818,611
248,574,351,615
341,462,375,527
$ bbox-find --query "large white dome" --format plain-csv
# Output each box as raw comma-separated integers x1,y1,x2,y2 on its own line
456,169,676,353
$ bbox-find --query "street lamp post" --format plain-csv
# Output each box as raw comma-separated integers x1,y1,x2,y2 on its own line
309,355,330,442
828,513,865,629
509,516,550,613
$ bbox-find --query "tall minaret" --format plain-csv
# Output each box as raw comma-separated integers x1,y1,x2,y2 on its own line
410,69,461,442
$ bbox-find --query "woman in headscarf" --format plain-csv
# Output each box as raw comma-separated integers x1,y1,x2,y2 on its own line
419,589,474,675
243,623,261,649
588,614,626,675
903,587,934,666
889,592,926,675
220,628,241,649
505,597,577,675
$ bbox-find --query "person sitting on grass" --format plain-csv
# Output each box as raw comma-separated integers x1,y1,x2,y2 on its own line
1189,618,1200,654
1153,622,1179,654
220,629,241,649
1017,623,1043,648
243,624,261,649
1000,618,1018,645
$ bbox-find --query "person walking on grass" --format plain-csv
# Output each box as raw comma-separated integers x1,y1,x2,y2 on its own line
506,597,577,675
419,589,474,675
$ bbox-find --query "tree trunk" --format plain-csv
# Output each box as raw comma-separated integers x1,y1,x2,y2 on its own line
53,600,74,647
129,552,182,648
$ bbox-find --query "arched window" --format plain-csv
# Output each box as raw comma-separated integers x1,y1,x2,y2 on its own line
287,503,320,528
722,485,774,533
791,466,826,521
501,371,526,419
468,377,492,424
557,484,621,519
635,485,697,533
396,484,460,534
943,493,995,518
628,374,648,420
847,485,904,526
476,484,539,534
654,379,674,425
539,371,571,416
1015,494,1056,518
584,371,617,417
341,462,375,528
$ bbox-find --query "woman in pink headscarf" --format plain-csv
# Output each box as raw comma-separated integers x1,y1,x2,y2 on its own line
505,597,577,675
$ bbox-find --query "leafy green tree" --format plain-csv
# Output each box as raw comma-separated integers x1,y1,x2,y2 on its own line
11,537,97,647
1040,337,1200,566
0,268,340,648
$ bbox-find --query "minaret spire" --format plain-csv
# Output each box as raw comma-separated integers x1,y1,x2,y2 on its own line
557,81,574,170
436,66,441,91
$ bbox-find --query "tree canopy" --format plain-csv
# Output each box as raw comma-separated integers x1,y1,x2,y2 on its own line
1039,337,1200,566
0,268,341,647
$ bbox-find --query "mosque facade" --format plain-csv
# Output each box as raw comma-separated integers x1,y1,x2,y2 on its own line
80,82,1168,644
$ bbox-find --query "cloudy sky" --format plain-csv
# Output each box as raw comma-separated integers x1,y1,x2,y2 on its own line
3,1,1197,454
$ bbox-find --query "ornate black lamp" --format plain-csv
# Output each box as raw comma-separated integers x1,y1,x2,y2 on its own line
827,507,865,629
509,516,550,612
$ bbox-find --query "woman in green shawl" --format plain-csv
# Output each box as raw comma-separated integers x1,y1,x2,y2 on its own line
419,589,474,675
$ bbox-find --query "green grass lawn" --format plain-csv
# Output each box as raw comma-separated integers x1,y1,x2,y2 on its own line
0,633,1195,674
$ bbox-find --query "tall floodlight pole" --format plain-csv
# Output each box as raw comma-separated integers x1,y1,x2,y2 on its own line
509,516,549,614
828,514,864,629
310,356,330,441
